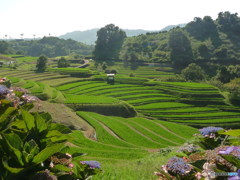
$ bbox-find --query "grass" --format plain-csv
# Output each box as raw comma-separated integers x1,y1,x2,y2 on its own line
64,94,120,104
136,102,192,109
154,120,198,139
154,111,240,118
56,81,93,91
77,111,138,148
82,112,165,148
141,107,219,113
127,97,176,105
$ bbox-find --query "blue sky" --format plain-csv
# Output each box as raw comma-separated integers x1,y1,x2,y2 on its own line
1,0,239,38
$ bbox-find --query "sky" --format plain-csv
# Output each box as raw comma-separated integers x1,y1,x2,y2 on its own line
0,0,240,39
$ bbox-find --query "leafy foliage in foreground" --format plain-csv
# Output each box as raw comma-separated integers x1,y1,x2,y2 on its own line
0,78,101,179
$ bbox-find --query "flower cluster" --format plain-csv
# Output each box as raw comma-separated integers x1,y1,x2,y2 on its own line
195,162,216,180
0,85,10,98
81,161,101,169
165,157,193,176
177,143,199,155
22,94,39,103
199,126,223,137
0,79,39,107
218,146,240,159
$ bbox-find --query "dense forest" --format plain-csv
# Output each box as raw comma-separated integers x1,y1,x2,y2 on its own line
0,36,94,57
119,11,240,70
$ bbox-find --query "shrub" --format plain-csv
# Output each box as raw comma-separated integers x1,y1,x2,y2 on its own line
181,63,206,82
0,80,102,179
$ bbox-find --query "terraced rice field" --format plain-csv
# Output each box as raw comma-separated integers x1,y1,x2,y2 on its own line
1,68,239,128
67,111,197,161
0,67,239,163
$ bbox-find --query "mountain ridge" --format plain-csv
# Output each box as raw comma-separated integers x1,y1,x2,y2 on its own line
59,24,186,44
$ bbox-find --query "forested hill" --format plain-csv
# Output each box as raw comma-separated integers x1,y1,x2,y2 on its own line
0,37,94,57
59,25,186,45
120,11,240,69
59,29,153,45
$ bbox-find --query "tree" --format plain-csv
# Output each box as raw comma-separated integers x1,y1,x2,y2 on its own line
0,41,10,54
216,66,231,83
197,43,211,60
181,63,206,81
57,57,70,68
93,24,127,62
36,55,48,72
169,28,193,68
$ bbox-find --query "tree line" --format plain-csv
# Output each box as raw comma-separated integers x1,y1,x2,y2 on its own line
0,36,94,58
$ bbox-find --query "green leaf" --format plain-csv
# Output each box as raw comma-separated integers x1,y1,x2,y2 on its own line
3,133,23,149
221,129,240,137
11,119,27,129
50,123,71,134
0,107,16,131
33,143,65,164
2,156,24,173
21,109,35,130
23,139,39,163
53,164,71,172
46,130,63,138
20,103,34,111
221,155,240,168
2,134,24,166
34,113,48,133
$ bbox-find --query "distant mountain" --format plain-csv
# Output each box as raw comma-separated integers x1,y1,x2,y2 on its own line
59,29,152,45
160,24,186,31
59,24,186,45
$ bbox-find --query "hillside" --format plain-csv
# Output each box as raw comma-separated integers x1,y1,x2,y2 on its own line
0,59,239,179
59,28,153,45
0,36,94,57
59,24,185,45
119,11,240,70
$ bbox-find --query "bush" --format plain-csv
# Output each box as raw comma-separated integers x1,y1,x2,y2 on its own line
181,63,206,82
0,81,102,179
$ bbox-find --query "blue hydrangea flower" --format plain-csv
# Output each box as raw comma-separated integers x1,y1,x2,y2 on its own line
199,127,223,136
166,157,193,176
81,161,101,169
0,85,10,96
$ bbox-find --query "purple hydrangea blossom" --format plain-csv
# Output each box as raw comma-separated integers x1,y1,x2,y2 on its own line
81,161,101,169
166,157,193,176
199,127,223,137
0,85,10,96
219,146,240,159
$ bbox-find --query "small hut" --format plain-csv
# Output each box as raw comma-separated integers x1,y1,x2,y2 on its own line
107,74,115,84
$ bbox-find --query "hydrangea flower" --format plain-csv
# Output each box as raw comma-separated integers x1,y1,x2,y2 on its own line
218,146,240,159
199,126,223,137
0,85,10,96
81,161,101,169
166,157,193,176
